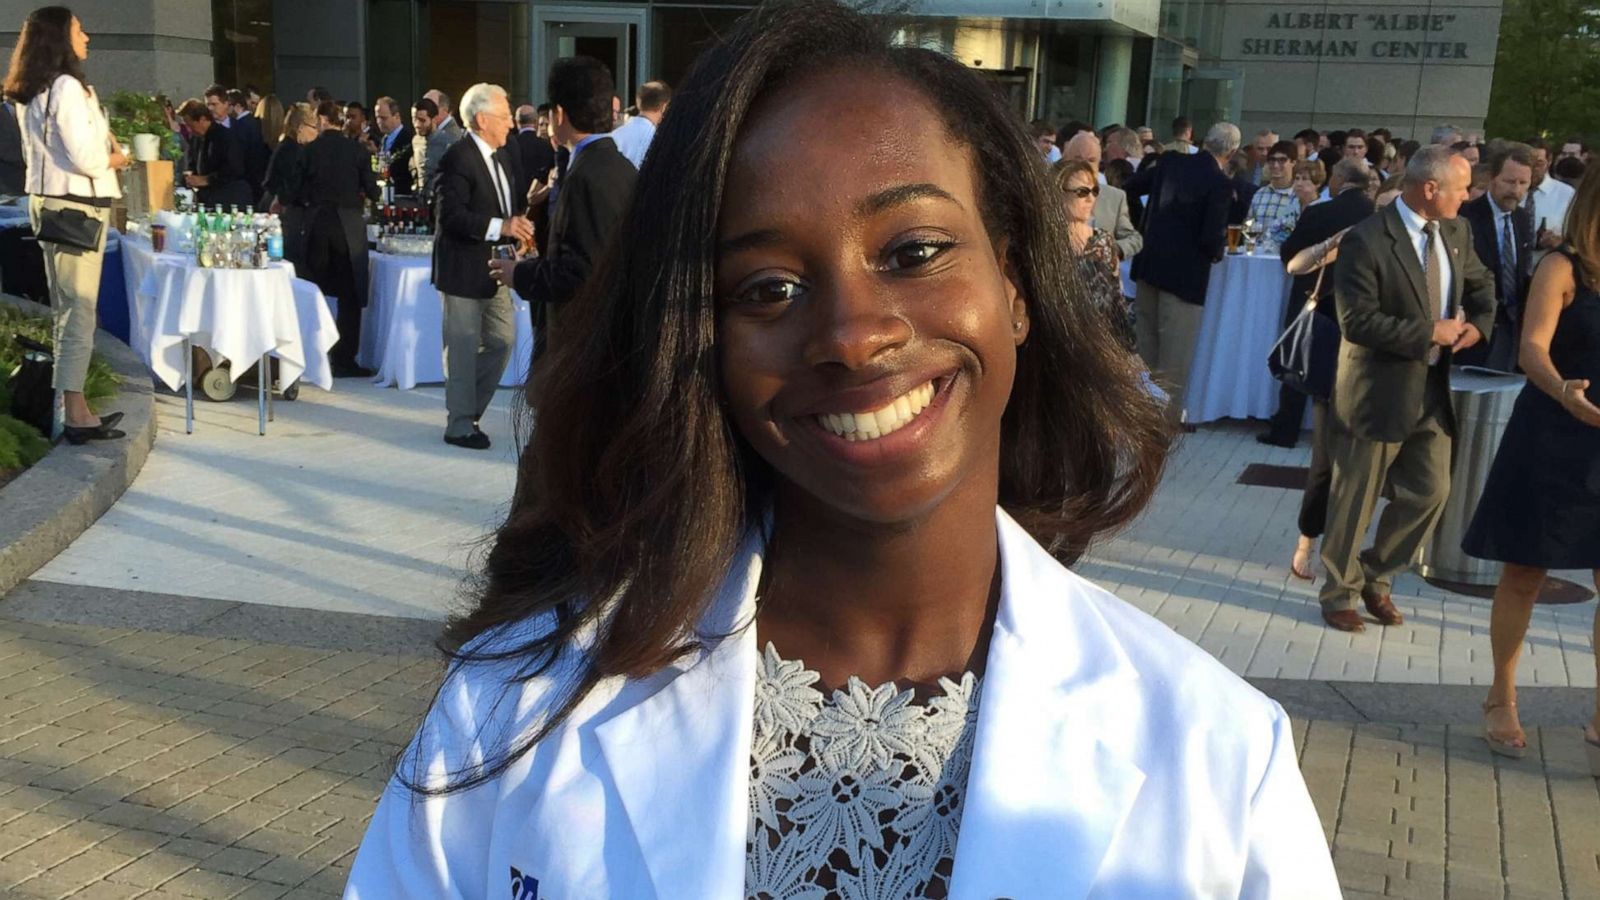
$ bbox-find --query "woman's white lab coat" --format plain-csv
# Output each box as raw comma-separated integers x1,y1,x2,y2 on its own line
345,509,1341,898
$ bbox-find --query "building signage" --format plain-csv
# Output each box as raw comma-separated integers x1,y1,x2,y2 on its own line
1236,9,1481,61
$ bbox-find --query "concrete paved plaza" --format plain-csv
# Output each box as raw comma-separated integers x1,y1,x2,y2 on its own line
1,383,1598,897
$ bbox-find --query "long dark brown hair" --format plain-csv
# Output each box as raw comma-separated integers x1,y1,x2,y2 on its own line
405,0,1171,796
3,7,84,105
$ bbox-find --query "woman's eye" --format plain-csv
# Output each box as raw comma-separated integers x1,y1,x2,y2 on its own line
735,278,805,305
885,240,953,272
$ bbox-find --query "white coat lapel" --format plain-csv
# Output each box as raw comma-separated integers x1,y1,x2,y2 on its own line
593,535,762,899
948,511,1147,900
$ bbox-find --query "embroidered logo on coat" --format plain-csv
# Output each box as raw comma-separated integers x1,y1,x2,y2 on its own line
510,866,541,899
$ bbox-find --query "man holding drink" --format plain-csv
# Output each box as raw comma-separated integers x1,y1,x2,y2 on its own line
431,82,530,450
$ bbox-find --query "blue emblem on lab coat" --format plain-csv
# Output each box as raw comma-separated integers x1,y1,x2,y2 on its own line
510,866,540,899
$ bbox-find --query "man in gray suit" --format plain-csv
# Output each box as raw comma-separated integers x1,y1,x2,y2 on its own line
1318,146,1496,632
1061,131,1142,260
411,91,465,199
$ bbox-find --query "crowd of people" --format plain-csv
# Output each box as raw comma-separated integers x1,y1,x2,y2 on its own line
1031,112,1598,762
6,2,1598,895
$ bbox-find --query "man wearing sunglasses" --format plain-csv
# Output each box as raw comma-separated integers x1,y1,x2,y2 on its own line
1061,131,1142,261
1247,140,1305,235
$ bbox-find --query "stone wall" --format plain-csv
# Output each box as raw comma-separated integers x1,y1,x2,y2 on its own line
1210,0,1503,139
0,1,213,100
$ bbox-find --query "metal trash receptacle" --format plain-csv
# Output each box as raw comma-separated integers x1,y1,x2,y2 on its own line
1416,367,1526,585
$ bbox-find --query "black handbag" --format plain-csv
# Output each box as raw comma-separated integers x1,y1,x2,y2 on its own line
1267,266,1340,400
7,333,54,436
31,86,107,253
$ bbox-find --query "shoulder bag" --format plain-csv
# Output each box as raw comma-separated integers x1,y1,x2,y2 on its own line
1266,263,1340,399
31,84,107,253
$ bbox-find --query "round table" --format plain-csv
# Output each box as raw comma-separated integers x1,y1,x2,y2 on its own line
1184,250,1292,424
362,252,535,390
127,237,338,434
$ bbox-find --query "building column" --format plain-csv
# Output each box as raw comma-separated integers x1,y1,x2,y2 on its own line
1094,35,1134,129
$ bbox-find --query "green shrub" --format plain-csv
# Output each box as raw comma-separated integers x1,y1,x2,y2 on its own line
0,306,120,414
0,414,50,473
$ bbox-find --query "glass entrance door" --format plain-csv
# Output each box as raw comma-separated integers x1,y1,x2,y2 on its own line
531,5,649,105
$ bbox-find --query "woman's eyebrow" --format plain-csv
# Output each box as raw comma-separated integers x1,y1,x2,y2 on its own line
716,183,960,258
718,227,785,258
856,182,962,217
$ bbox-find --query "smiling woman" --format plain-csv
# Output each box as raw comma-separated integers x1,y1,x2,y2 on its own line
343,2,1340,897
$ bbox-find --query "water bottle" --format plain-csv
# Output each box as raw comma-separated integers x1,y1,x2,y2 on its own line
196,208,212,268
265,215,284,261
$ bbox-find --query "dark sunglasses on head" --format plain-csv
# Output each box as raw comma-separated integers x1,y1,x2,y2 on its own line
1067,186,1100,199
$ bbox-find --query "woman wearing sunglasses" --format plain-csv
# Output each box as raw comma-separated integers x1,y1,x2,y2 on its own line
1055,158,1132,347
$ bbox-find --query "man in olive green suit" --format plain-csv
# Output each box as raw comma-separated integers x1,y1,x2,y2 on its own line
1319,147,1496,632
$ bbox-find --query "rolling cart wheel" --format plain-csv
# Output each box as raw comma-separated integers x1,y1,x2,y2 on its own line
201,364,237,402
282,383,299,401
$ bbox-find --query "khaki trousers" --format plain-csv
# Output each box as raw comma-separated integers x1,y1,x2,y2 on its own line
28,195,109,393
1317,410,1453,612
1134,281,1204,422
441,288,515,438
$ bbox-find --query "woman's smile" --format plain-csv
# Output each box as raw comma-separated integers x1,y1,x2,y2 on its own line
789,372,959,466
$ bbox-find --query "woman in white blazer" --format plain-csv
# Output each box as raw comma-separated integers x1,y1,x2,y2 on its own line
346,2,1341,897
3,6,128,443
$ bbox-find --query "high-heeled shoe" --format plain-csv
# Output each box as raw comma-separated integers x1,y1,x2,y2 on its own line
1482,700,1527,759
61,421,126,445
1584,724,1600,777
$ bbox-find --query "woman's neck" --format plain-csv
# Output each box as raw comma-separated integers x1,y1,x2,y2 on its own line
754,476,1002,691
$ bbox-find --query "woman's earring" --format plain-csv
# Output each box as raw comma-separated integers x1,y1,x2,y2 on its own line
1012,320,1024,333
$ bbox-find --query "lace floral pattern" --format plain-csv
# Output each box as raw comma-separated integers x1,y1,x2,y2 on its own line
746,642,981,900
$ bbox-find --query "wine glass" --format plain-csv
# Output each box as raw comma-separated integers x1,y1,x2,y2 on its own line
1243,217,1264,254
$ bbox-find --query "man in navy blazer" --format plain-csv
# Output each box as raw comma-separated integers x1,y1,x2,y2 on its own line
1457,142,1536,370
1124,122,1240,421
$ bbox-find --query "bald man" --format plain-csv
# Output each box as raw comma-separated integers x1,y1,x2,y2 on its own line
1061,131,1142,260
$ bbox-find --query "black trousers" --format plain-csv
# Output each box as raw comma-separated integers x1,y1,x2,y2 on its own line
1298,399,1333,538
306,208,361,366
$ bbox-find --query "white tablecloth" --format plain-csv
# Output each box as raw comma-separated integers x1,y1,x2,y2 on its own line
132,250,331,392
363,252,534,390
125,235,338,391
1184,251,1292,424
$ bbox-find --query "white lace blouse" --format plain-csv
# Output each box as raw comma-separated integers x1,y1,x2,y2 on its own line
746,642,981,900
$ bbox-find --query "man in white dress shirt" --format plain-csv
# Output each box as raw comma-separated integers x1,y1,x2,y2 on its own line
1525,137,1576,244
609,81,669,169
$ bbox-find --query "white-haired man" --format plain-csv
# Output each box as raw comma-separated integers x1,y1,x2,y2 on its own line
1317,147,1495,632
1123,121,1240,423
431,82,533,450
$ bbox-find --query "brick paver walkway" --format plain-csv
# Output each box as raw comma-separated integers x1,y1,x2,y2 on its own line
2,590,1599,898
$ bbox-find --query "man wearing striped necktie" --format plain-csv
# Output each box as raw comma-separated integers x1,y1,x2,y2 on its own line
1460,143,1536,371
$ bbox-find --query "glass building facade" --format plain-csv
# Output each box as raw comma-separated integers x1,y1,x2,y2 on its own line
209,1,1502,138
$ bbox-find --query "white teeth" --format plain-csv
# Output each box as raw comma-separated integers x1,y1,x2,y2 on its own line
814,379,939,442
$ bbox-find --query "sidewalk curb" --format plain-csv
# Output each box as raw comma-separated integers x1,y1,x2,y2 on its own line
0,294,155,598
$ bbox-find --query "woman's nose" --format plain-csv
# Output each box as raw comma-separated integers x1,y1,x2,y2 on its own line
801,274,912,371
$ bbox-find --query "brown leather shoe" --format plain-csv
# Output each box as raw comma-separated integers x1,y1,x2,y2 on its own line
1361,586,1405,626
1322,608,1366,632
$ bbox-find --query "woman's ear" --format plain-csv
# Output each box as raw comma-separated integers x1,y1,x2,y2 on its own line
996,238,1029,346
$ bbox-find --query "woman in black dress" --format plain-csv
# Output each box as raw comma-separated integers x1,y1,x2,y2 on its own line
290,100,378,376
1464,165,1600,768
262,102,314,274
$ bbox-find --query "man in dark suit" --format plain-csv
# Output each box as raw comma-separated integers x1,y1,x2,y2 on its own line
227,89,270,204
1259,159,1377,447
177,100,253,208
432,83,533,450
1457,142,1536,371
0,99,24,195
513,104,555,194
492,56,637,371
1123,122,1239,422
373,96,414,196
1318,147,1495,632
